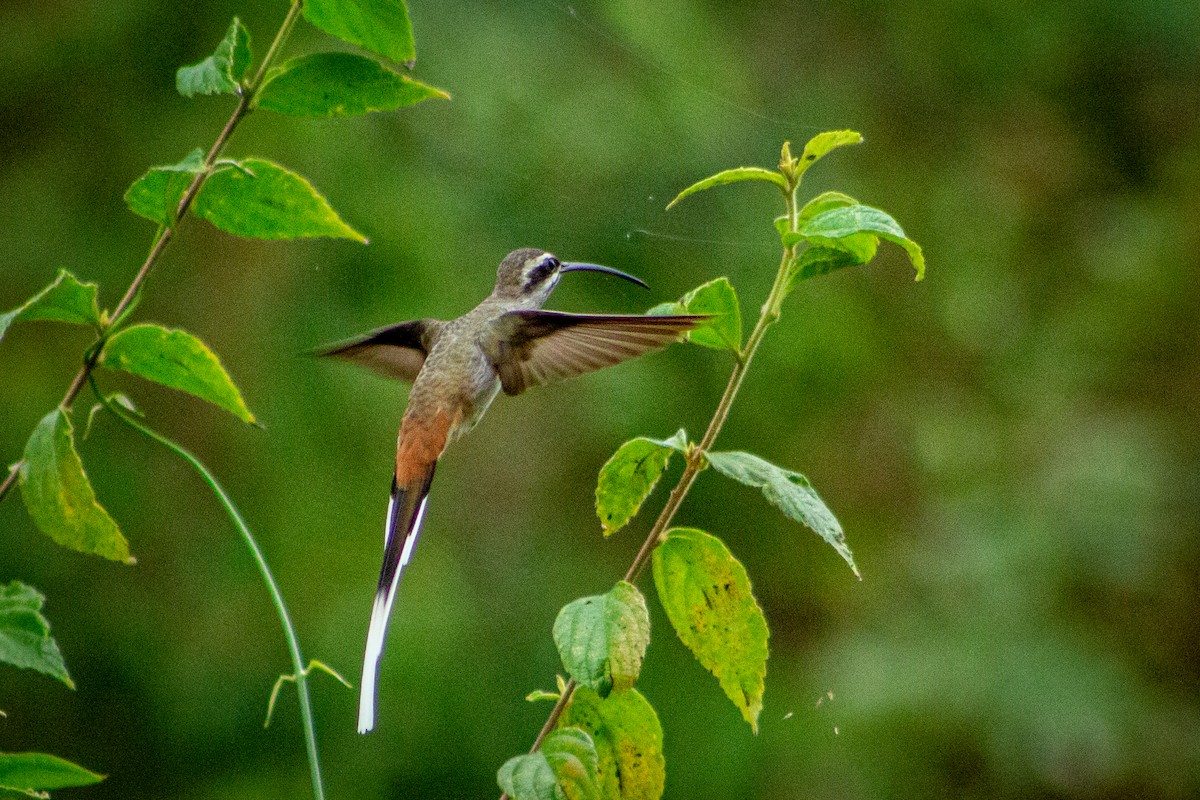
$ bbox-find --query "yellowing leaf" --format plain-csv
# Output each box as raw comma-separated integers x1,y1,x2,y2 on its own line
18,408,132,564
595,430,686,536
561,687,665,800
497,727,600,800
652,528,768,731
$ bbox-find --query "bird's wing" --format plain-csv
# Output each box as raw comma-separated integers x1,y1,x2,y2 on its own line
313,319,442,383
486,311,708,396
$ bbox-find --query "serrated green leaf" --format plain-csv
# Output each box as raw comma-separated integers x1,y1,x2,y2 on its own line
554,582,650,696
678,277,741,350
176,18,252,97
191,158,366,242
0,270,101,342
100,324,255,423
124,148,207,226
796,130,863,178
652,528,768,731
0,582,72,688
799,204,924,280
498,727,600,800
667,167,787,209
18,409,132,564
705,451,857,576
786,246,871,291
560,687,665,800
256,52,447,117
0,753,104,792
303,0,415,65
596,430,687,536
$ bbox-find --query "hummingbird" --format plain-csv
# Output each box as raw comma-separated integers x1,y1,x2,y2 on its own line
316,248,705,733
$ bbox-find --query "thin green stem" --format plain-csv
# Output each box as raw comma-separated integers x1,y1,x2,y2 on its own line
504,185,803,790
91,380,326,800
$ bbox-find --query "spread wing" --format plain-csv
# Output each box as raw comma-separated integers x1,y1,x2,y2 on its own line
313,319,442,383
486,311,707,396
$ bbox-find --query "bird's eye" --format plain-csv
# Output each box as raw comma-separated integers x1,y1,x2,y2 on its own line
525,257,559,288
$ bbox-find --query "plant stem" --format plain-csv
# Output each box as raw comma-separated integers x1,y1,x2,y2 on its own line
93,381,326,800
501,185,802,795
0,1,304,503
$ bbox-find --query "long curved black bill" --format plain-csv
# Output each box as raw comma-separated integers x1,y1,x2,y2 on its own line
561,262,649,290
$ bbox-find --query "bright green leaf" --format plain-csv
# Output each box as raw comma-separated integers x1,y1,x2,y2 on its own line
796,130,863,178
526,689,561,703
18,409,132,564
176,18,252,97
124,148,207,226
705,451,857,576
678,277,741,351
554,581,650,696
797,191,860,227
800,204,925,280
0,753,104,793
192,158,366,242
560,687,665,800
256,52,447,117
303,0,416,65
666,167,787,209
100,324,255,423
0,582,72,688
652,528,768,731
0,270,101,342
497,727,600,800
595,430,687,536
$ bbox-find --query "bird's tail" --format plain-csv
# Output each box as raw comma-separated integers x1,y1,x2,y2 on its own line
357,464,437,733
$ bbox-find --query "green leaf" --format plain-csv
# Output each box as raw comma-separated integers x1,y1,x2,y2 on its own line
256,52,448,117
679,277,741,351
666,167,787,209
0,582,72,688
0,270,101,342
705,451,857,576
796,130,863,178
0,753,104,793
192,158,366,242
554,582,650,696
176,18,252,97
595,430,687,536
786,246,872,290
800,204,925,280
124,148,207,227
497,727,600,800
100,324,255,424
303,0,416,66
18,409,132,564
652,528,768,732
560,687,665,800
526,689,561,703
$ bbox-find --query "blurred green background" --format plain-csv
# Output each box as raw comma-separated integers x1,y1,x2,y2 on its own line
2,0,1198,798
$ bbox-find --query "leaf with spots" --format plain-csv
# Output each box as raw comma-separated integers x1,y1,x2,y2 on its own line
652,527,768,731
560,686,665,800
554,581,650,696
595,430,687,536
497,727,600,800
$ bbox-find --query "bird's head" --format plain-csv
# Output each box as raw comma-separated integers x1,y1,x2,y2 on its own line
491,248,648,307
